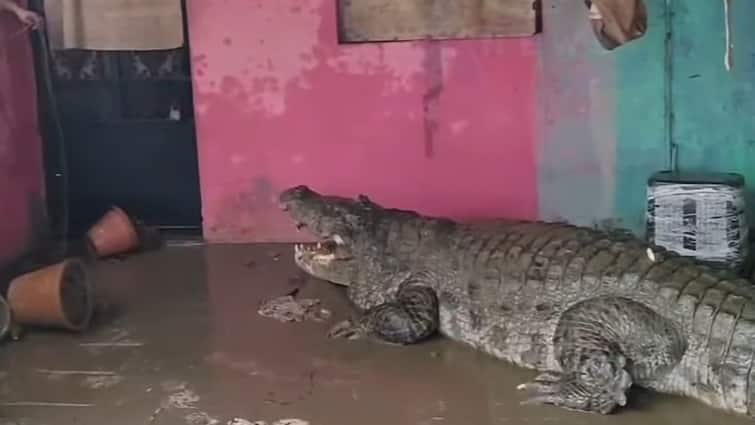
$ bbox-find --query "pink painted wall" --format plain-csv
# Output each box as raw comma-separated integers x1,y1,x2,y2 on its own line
187,0,540,242
0,6,46,264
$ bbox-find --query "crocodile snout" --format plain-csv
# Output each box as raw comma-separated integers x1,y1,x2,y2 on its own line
279,185,318,210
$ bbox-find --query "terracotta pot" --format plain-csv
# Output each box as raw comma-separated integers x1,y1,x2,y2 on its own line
7,259,93,332
87,206,140,258
0,296,10,341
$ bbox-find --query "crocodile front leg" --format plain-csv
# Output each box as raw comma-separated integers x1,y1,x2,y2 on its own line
519,296,687,414
518,352,633,414
328,274,439,345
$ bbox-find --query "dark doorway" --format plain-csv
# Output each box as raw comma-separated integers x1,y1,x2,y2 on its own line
31,0,202,239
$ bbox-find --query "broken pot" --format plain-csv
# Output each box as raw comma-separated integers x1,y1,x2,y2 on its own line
87,206,140,258
7,259,94,332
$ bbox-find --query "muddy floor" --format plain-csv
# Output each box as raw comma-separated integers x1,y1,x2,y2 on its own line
0,244,752,425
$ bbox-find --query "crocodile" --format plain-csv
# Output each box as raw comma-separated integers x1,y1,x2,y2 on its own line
279,185,755,417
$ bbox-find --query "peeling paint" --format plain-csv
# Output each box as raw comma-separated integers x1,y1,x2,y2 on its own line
189,0,539,242
189,0,324,116
230,154,245,166
450,120,470,135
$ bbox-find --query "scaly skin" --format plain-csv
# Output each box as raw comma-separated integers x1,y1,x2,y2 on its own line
279,185,755,417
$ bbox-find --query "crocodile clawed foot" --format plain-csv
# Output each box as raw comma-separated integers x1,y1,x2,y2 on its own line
327,319,367,340
517,371,628,415
517,371,564,402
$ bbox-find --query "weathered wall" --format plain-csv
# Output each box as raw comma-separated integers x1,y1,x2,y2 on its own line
539,0,668,233
187,0,539,242
541,0,755,233
670,1,755,222
188,0,752,241
0,5,46,264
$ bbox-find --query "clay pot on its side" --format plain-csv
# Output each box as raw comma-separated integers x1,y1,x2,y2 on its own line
87,206,140,258
7,259,94,332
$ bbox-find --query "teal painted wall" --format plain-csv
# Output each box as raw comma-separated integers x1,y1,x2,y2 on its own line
671,0,755,222
540,0,753,235
614,0,669,233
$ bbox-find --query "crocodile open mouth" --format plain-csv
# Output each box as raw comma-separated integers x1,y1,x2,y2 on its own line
294,239,338,256
292,236,353,287
293,232,348,262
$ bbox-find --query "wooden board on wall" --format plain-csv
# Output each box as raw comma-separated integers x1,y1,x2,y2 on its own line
338,0,540,42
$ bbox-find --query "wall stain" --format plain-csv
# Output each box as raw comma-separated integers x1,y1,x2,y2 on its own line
422,41,444,158
190,0,540,242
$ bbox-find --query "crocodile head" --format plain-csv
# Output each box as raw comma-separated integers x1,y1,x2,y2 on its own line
279,185,372,286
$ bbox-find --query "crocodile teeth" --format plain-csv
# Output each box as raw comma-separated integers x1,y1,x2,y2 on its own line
313,252,335,264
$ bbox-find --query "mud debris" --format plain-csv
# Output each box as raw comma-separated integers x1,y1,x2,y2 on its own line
257,295,331,323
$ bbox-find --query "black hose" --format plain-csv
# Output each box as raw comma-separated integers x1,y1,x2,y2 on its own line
30,22,70,249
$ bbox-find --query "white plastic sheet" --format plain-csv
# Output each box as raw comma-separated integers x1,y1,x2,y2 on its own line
647,178,748,270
